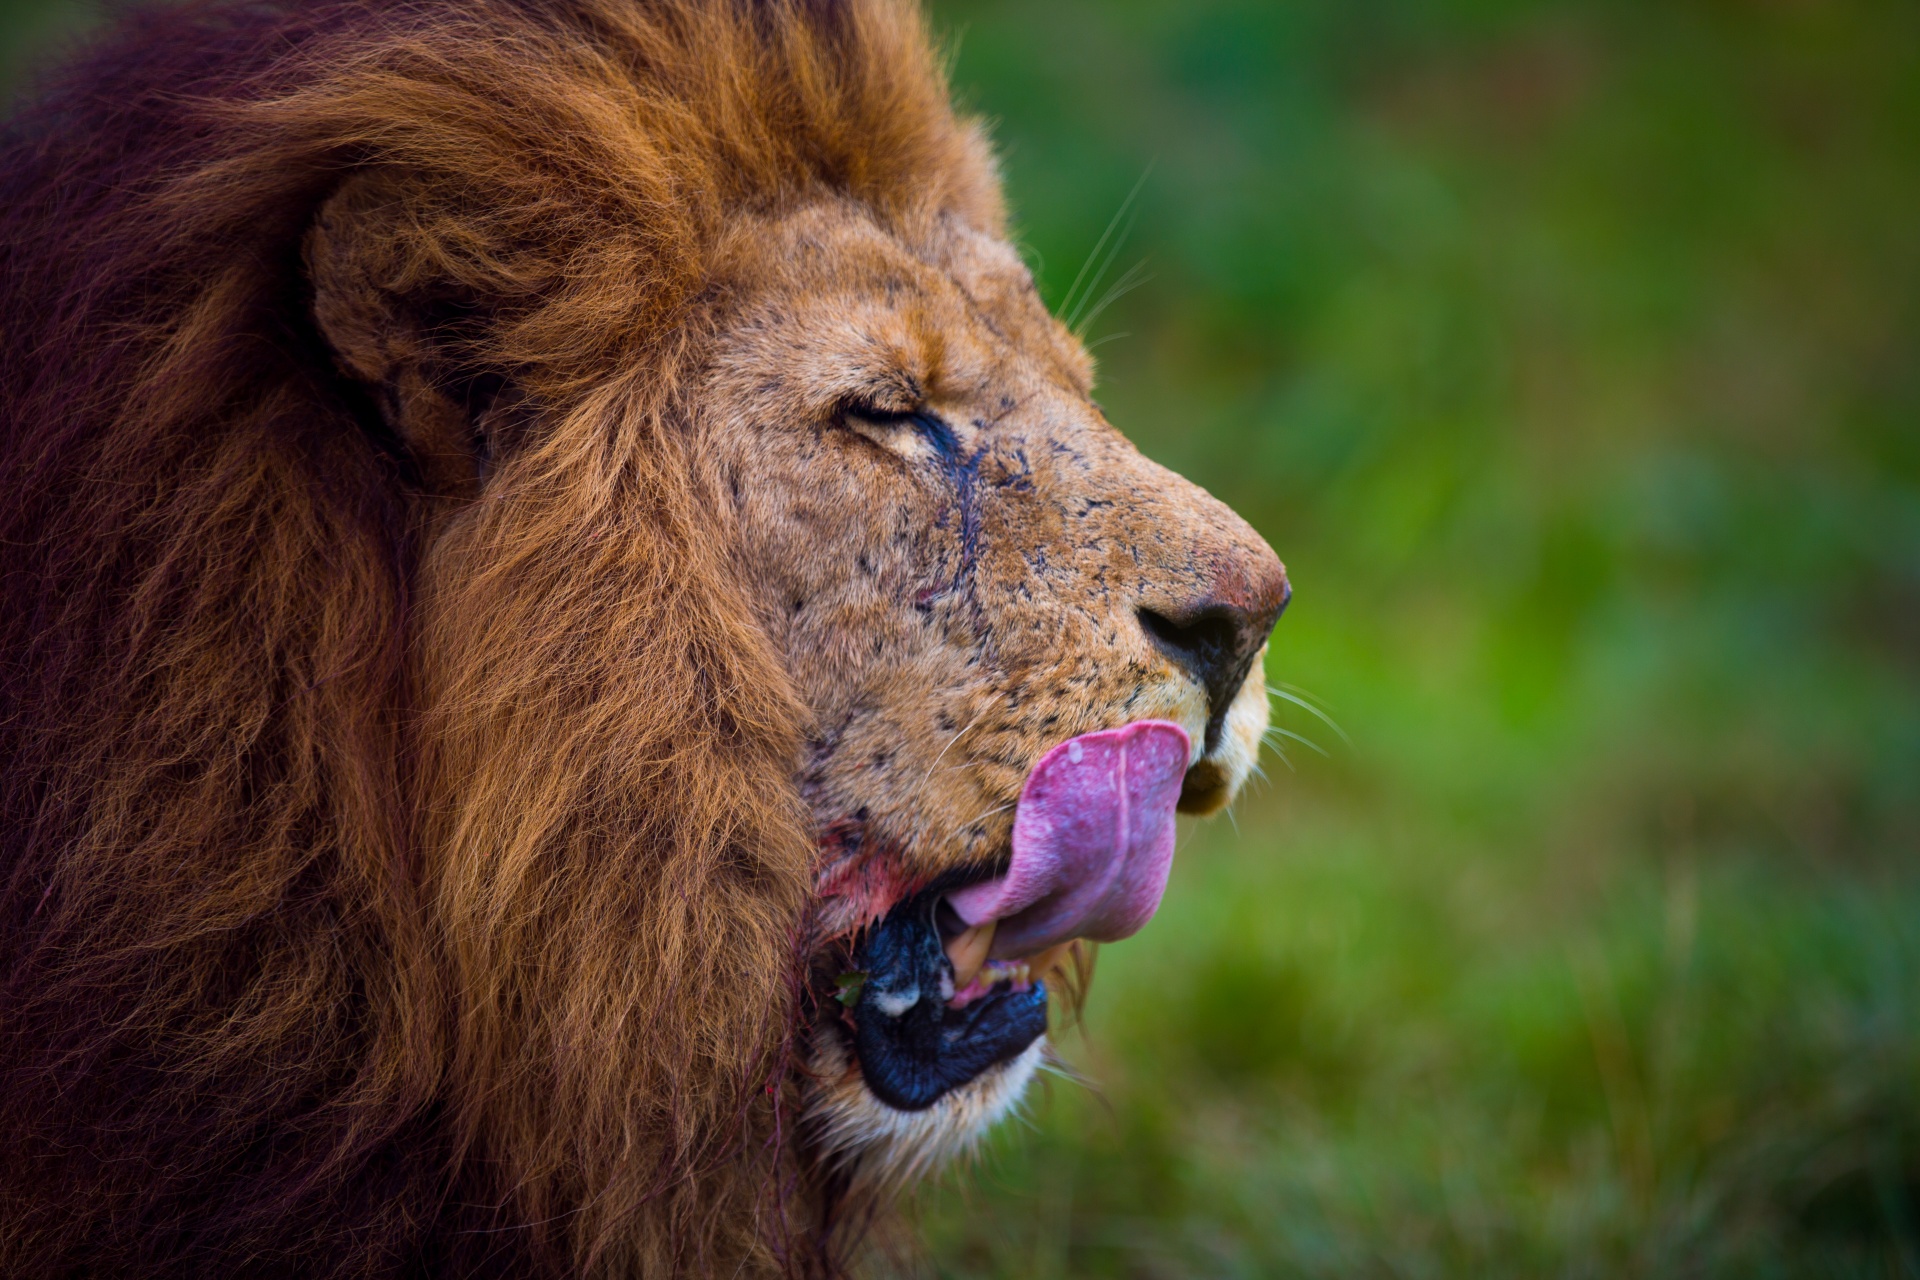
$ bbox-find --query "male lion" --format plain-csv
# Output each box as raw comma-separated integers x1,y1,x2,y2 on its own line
0,0,1288,1274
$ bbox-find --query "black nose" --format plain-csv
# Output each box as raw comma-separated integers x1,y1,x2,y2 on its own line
1138,576,1290,754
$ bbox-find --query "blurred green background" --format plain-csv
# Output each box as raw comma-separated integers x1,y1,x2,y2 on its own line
5,1,1918,1275
906,2,1920,1276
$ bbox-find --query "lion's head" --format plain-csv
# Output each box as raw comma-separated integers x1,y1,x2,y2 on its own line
696,198,1286,1180
0,0,1284,1275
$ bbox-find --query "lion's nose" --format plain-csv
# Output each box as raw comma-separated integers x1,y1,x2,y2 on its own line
1137,555,1290,752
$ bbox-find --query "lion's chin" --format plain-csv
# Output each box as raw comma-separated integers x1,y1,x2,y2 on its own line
806,1026,1047,1192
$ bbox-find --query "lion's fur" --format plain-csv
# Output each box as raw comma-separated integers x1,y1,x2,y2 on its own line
0,1,999,1274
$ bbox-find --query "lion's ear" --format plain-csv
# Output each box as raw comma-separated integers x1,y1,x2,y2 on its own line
306,170,519,500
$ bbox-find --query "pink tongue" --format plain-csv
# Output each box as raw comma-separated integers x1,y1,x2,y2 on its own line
946,720,1191,960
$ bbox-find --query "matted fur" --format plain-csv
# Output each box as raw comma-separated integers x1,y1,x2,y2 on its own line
0,1,999,1274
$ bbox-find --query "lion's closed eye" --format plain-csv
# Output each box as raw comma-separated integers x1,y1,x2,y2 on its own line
838,403,964,465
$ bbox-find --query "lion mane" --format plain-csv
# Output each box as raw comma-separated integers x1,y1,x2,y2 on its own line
0,1,999,1274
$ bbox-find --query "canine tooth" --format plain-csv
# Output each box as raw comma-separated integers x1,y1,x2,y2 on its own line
944,920,995,990
1028,942,1075,988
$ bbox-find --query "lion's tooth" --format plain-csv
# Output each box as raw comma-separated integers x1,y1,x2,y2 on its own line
944,920,995,990
1028,941,1075,987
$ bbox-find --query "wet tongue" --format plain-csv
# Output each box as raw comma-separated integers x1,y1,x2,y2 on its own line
946,720,1191,960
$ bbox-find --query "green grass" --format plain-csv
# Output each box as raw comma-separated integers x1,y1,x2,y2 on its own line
4,0,1918,1274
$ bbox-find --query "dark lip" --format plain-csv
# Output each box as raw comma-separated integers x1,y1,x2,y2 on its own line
835,890,1048,1111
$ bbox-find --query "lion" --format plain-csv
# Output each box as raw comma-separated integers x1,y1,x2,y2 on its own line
0,0,1289,1274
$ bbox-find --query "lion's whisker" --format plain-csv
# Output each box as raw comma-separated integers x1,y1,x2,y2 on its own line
951,799,1016,839
1263,725,1328,758
1265,682,1352,745
1074,259,1153,338
1061,162,1153,330
1035,1059,1092,1090
917,707,990,797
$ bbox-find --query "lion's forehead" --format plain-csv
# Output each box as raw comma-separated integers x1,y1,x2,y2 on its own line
717,205,1090,402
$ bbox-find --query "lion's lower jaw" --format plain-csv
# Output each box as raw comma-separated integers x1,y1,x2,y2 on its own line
806,1030,1047,1195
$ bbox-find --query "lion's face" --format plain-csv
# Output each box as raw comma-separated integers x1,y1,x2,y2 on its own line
700,203,1289,1175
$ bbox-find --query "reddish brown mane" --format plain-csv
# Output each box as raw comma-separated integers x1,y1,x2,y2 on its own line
0,1,997,1274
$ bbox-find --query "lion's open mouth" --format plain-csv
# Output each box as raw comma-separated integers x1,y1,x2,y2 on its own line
840,893,1050,1110
832,719,1192,1111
